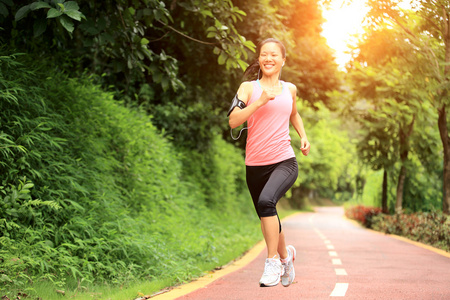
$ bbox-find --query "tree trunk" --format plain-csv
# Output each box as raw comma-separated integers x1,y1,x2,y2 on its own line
395,120,413,213
395,165,406,213
441,11,450,214
382,169,388,213
438,105,450,214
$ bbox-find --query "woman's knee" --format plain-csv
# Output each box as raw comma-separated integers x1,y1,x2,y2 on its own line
257,196,277,216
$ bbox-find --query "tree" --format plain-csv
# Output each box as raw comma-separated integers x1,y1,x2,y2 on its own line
347,6,442,212
365,0,450,212
0,0,258,150
277,0,341,107
2,0,253,93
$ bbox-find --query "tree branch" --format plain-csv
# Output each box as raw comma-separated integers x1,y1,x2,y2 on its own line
158,20,217,45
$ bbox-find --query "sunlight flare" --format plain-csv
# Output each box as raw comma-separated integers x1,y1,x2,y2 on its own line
321,0,370,68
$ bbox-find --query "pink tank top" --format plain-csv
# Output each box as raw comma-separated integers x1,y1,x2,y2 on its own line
245,80,295,166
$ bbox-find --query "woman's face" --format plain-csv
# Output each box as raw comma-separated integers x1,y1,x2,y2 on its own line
258,42,285,77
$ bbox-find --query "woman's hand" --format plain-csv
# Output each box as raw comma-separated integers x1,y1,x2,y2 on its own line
258,88,277,106
300,137,310,156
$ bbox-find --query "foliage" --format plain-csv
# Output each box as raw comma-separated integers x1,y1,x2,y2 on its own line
0,52,259,298
277,0,341,107
345,205,382,228
1,0,341,153
345,205,450,252
233,0,340,107
345,6,443,212
2,0,253,89
371,211,450,252
363,0,450,212
0,0,260,152
288,102,359,207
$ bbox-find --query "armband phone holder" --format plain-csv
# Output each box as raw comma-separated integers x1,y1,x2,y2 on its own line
227,94,250,140
227,94,246,117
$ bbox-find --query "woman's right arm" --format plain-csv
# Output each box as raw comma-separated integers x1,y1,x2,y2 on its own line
228,82,274,128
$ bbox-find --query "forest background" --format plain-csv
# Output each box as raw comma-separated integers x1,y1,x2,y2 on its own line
0,0,449,299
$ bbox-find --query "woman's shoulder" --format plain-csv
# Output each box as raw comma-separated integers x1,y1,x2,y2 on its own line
281,81,297,97
237,81,255,102
282,81,297,91
240,81,256,88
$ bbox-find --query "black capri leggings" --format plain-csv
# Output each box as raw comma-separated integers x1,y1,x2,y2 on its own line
246,157,298,232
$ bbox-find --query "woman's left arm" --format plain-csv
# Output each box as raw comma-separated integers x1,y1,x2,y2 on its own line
288,83,310,156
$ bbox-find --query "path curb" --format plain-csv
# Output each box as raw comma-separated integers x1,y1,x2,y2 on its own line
151,212,303,299
151,241,265,300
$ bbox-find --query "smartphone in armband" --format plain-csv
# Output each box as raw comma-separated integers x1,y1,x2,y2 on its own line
227,94,246,117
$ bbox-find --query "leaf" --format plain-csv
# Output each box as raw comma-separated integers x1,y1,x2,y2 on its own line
0,3,7,17
161,77,169,92
33,18,47,37
15,5,30,21
23,183,34,189
218,51,227,65
140,38,149,45
30,2,52,10
63,1,79,11
232,6,247,16
1,0,13,6
47,8,62,18
237,59,248,71
64,9,82,21
200,10,213,18
59,15,74,32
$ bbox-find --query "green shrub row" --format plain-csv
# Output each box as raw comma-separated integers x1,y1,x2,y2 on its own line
345,205,450,252
371,212,450,252
0,52,259,297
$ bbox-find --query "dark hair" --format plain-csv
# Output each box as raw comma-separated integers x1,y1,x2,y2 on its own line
243,38,286,81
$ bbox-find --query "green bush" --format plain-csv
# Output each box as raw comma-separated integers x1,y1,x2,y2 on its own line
345,205,450,252
0,52,259,297
371,212,450,252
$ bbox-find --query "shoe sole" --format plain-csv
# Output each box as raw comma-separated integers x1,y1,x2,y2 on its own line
260,277,281,287
281,245,296,287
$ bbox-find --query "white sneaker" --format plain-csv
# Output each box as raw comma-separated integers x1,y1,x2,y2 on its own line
281,245,296,287
259,257,283,287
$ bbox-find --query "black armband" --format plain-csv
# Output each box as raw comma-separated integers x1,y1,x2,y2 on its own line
227,94,246,117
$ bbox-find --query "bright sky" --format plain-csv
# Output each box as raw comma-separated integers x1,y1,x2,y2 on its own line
321,0,370,68
321,0,412,69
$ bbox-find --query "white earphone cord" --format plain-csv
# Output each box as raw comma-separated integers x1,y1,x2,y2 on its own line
230,117,253,140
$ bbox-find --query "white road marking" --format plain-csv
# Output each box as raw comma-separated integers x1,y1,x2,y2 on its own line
335,268,348,275
330,283,349,297
310,226,349,297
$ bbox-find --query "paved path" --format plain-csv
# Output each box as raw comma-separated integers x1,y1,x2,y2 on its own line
155,207,450,299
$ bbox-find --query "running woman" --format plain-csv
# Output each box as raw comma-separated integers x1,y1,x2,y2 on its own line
228,38,310,287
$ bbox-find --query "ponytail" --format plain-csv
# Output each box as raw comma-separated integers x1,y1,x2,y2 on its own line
243,59,260,81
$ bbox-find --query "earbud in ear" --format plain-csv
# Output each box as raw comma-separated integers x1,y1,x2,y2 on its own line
282,62,285,67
